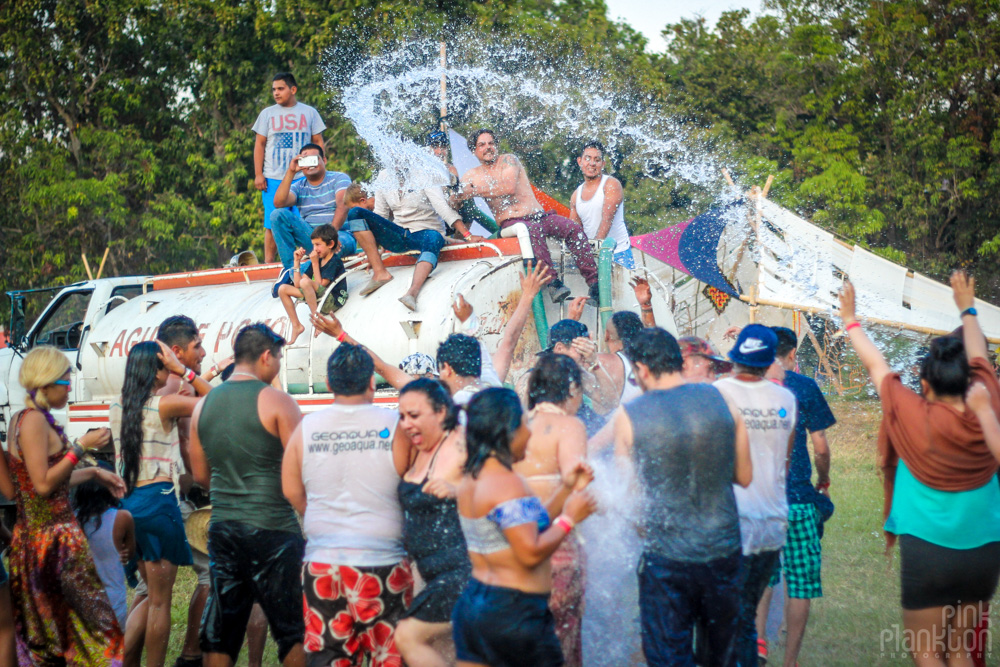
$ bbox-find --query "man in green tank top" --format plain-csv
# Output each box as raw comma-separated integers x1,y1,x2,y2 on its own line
188,323,306,667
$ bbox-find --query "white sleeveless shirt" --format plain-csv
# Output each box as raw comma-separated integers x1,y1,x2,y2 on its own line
574,174,630,254
300,403,406,566
713,377,797,555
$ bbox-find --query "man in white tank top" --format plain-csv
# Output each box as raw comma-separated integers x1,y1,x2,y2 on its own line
282,343,414,667
569,141,634,269
712,324,797,667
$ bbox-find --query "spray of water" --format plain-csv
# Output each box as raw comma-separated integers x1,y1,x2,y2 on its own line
331,38,724,200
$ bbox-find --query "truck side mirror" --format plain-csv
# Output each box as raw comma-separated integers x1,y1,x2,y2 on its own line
8,295,26,351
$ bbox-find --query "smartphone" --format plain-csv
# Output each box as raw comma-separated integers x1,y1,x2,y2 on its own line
299,155,319,168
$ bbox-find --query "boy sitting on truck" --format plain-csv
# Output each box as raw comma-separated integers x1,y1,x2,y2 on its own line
342,182,374,212
274,223,347,344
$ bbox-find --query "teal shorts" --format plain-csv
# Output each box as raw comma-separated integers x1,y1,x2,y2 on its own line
770,503,823,598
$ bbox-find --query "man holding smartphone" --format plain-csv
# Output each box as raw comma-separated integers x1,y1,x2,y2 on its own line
252,72,326,263
272,145,395,294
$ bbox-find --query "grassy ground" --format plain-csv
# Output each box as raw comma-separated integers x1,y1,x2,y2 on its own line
152,398,997,666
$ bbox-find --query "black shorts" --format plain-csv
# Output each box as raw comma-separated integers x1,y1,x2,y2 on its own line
452,579,563,667
899,534,1000,610
200,520,305,662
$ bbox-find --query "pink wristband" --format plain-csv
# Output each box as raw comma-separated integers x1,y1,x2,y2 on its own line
845,322,861,332
554,515,575,534
336,331,347,343
184,368,197,383
64,451,80,466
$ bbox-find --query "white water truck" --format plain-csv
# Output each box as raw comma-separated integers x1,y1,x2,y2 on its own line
0,230,675,444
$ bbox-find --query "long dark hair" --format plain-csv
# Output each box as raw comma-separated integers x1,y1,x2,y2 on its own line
71,465,119,531
400,378,458,431
463,388,523,479
120,341,163,493
528,353,582,409
920,336,970,397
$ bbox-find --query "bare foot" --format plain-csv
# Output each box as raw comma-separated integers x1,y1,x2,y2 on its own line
288,322,305,345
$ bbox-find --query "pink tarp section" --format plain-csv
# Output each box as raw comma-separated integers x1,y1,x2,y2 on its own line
629,221,692,273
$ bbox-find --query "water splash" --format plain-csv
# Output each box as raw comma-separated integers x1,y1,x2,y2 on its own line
333,38,722,198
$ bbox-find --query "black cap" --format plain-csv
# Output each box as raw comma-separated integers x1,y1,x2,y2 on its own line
546,319,589,351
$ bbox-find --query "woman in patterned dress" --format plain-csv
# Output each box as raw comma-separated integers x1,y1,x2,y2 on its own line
2,345,126,664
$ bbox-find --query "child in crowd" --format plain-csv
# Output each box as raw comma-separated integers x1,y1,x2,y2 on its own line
274,223,348,344
71,470,135,629
342,182,374,212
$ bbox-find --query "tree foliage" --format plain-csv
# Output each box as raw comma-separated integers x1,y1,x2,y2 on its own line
1,0,998,308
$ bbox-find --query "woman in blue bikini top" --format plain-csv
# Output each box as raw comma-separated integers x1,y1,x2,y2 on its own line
456,388,597,596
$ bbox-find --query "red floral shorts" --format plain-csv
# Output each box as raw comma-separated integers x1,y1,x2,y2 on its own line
301,560,414,667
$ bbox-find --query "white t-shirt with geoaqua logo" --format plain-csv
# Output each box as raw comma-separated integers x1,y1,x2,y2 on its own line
714,376,797,555
252,102,326,180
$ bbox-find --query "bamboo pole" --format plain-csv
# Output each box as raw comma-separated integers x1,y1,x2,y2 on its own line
81,253,94,280
721,168,734,186
738,294,1000,344
761,174,774,199
803,320,843,395
95,247,110,279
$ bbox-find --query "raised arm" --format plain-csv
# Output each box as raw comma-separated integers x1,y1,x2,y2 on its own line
310,313,415,389
630,277,656,327
951,270,989,363
273,155,302,209
492,262,552,382
968,382,1000,465
839,279,893,395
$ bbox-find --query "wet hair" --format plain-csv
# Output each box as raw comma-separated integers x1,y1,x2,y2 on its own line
300,142,325,159
919,336,970,397
19,346,72,444
272,72,297,88
119,341,164,493
468,128,496,152
625,327,683,377
581,140,605,157
233,323,285,365
310,223,339,246
528,353,582,409
437,334,481,378
71,466,118,531
327,343,374,396
400,378,458,431
463,388,523,479
157,315,199,350
343,183,368,206
772,327,798,358
610,311,643,347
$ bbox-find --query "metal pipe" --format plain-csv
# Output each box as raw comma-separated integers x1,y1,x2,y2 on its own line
500,223,547,348
598,238,616,330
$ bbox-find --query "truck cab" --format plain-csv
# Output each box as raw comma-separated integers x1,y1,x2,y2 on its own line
0,277,149,446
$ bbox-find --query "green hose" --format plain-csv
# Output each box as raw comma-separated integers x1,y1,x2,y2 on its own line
598,238,616,330
532,285,549,350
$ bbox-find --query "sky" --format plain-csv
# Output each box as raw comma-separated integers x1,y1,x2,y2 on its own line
604,0,762,52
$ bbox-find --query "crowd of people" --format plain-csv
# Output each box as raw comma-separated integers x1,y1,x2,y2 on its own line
1,70,999,667
255,71,633,342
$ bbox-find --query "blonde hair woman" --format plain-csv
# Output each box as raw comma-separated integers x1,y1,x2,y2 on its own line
2,345,126,663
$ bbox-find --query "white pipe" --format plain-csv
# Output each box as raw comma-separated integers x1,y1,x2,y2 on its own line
500,222,534,260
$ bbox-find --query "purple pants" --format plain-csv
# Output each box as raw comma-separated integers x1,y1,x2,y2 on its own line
502,212,598,284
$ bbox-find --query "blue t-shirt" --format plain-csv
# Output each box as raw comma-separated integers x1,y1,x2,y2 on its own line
289,171,352,226
783,371,836,504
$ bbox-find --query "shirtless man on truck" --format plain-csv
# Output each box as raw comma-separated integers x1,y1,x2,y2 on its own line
453,128,599,303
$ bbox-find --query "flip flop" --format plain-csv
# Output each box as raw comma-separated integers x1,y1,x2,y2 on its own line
359,277,392,296
399,295,417,311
